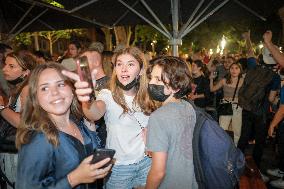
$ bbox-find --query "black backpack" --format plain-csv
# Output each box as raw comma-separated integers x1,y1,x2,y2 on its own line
238,66,275,114
184,99,245,189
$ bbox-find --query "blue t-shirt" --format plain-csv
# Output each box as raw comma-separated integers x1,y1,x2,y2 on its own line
263,73,281,113
247,57,257,70
269,74,281,92
280,86,284,105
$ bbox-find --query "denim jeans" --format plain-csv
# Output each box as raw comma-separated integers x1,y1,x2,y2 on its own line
105,157,151,189
0,153,18,189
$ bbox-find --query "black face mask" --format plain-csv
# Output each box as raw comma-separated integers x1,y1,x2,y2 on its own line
148,84,170,102
116,76,140,91
7,76,24,85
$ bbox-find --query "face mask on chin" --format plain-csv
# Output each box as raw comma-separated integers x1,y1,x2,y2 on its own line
116,76,140,91
148,84,170,102
7,75,25,85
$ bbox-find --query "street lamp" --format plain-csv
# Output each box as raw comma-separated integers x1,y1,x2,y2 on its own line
209,49,213,55
258,41,264,49
216,45,220,54
151,40,157,55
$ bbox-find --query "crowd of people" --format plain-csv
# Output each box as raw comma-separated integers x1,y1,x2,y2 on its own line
0,29,283,189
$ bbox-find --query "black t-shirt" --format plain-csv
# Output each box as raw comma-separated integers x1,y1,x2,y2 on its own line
193,76,211,108
95,76,110,91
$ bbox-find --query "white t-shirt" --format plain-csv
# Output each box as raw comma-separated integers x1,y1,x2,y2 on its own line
97,89,149,165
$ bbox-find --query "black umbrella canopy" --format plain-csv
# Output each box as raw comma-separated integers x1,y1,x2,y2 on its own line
0,0,283,37
0,0,99,34
52,0,283,26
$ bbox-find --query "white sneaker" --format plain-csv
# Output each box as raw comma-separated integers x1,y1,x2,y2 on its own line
267,168,284,178
270,178,284,188
260,173,270,183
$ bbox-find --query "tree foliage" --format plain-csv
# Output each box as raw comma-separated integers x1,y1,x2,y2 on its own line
180,19,263,54
13,29,85,54
39,30,72,43
41,0,64,8
39,29,85,54
14,32,32,46
133,25,168,52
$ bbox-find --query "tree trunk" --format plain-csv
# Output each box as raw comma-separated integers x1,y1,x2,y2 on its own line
131,26,138,46
143,41,147,51
33,32,39,51
87,28,97,42
101,28,112,51
114,26,128,46
126,26,132,46
48,32,53,55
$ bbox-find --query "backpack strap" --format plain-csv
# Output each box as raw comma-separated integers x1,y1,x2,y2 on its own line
232,76,240,102
193,112,207,189
182,98,207,189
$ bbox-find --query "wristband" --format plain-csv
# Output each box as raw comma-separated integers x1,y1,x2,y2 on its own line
0,105,7,113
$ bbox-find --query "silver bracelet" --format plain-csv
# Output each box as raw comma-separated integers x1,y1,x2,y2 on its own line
0,105,8,113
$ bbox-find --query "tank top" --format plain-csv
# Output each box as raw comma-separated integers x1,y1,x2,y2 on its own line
223,81,242,102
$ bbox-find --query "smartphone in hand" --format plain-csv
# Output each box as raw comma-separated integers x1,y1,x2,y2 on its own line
91,148,116,168
76,56,95,100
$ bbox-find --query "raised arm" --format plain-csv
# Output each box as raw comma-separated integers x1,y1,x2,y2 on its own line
0,86,29,128
268,105,284,137
62,70,106,121
263,30,284,66
210,77,224,92
242,30,255,58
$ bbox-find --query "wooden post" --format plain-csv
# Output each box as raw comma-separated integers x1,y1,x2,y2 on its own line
101,28,113,51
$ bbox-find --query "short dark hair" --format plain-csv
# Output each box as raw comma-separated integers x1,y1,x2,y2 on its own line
69,40,81,49
193,59,210,78
148,56,192,99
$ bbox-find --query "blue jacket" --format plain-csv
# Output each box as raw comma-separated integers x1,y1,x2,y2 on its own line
16,119,100,189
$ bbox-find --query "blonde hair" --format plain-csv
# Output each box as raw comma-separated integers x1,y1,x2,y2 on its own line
110,47,155,115
16,63,83,149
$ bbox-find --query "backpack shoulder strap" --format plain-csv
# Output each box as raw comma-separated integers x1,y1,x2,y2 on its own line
182,98,206,189
8,92,21,111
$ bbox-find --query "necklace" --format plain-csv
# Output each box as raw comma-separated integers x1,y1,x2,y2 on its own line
71,125,78,136
127,111,147,154
127,110,144,130
58,124,79,137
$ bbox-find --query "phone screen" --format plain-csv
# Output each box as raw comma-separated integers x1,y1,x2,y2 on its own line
76,56,95,100
91,148,116,168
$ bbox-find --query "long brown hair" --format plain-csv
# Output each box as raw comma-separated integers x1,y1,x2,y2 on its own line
225,62,243,84
5,51,37,99
16,63,83,149
110,47,155,115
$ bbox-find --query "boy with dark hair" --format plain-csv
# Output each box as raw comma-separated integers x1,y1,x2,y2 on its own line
146,56,197,189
